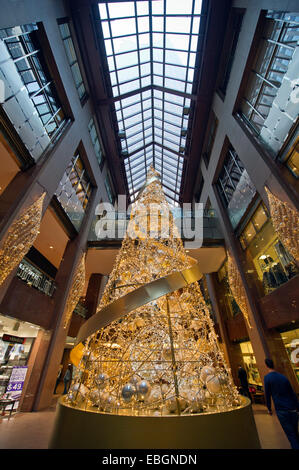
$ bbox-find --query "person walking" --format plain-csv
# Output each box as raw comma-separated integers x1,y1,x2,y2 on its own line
238,365,251,401
63,364,72,395
264,358,299,449
54,364,63,394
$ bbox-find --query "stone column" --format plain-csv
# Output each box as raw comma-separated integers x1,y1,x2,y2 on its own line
205,272,243,385
18,329,52,412
84,273,103,319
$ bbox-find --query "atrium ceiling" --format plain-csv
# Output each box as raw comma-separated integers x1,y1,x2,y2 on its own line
96,0,206,204
69,0,230,204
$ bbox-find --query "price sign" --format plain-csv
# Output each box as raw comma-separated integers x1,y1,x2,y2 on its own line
5,366,28,400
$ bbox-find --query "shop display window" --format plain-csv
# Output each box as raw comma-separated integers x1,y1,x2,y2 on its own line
280,328,299,384
239,11,299,157
284,135,299,178
0,23,66,161
239,203,299,295
55,153,92,230
239,203,268,249
240,341,262,387
0,315,40,410
217,145,256,229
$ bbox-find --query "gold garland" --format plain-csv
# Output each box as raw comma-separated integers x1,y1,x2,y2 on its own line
265,186,299,264
63,252,86,329
227,254,252,329
0,192,46,286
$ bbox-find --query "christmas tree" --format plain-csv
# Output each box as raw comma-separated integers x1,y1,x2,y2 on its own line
67,167,241,416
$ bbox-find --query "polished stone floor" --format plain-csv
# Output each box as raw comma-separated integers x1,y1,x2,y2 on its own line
0,400,291,449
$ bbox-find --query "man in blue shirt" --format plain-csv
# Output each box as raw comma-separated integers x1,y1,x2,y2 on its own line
264,358,299,449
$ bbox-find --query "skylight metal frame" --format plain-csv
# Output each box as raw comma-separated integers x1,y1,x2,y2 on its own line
96,0,205,204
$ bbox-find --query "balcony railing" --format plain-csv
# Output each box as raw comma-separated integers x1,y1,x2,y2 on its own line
73,299,88,318
16,258,56,297
88,209,223,243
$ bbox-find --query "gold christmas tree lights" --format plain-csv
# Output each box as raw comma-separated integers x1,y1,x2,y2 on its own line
227,254,252,329
63,252,86,329
0,192,46,286
67,167,241,416
265,186,299,264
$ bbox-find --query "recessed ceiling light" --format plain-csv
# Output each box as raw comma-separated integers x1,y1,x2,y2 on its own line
49,246,54,249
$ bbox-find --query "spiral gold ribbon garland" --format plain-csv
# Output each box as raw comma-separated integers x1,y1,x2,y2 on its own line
63,252,86,329
265,187,299,264
0,192,46,286
227,254,252,329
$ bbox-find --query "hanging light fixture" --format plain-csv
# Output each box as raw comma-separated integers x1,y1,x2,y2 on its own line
227,254,253,329
0,192,46,286
64,252,86,329
265,186,299,264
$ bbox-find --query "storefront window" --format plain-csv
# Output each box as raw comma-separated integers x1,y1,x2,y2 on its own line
0,23,66,161
0,314,41,412
240,341,262,386
55,153,92,230
239,11,299,157
239,203,299,295
217,145,256,228
283,135,299,178
280,328,299,383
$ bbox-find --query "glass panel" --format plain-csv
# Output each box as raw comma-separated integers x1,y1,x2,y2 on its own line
286,140,299,178
1,25,65,161
138,16,149,33
115,51,138,69
166,17,191,34
55,154,92,230
97,0,204,198
137,2,149,16
217,146,257,228
110,18,136,37
117,65,139,83
165,34,190,51
108,2,135,18
241,13,299,156
251,204,268,231
113,36,137,53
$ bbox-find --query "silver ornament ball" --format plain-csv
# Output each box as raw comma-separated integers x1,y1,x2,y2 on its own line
137,380,151,398
96,373,108,389
121,383,135,402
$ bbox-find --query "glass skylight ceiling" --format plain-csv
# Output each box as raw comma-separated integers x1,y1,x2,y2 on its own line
98,0,204,204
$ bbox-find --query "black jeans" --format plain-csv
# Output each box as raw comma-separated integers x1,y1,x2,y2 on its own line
276,409,299,449
63,380,70,395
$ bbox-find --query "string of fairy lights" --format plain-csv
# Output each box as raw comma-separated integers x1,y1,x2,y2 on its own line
0,193,45,286
63,252,86,329
66,167,241,416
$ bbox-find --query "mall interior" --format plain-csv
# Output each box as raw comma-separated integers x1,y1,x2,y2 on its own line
0,0,298,450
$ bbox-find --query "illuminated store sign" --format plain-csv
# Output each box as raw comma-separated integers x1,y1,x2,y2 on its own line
2,334,26,344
